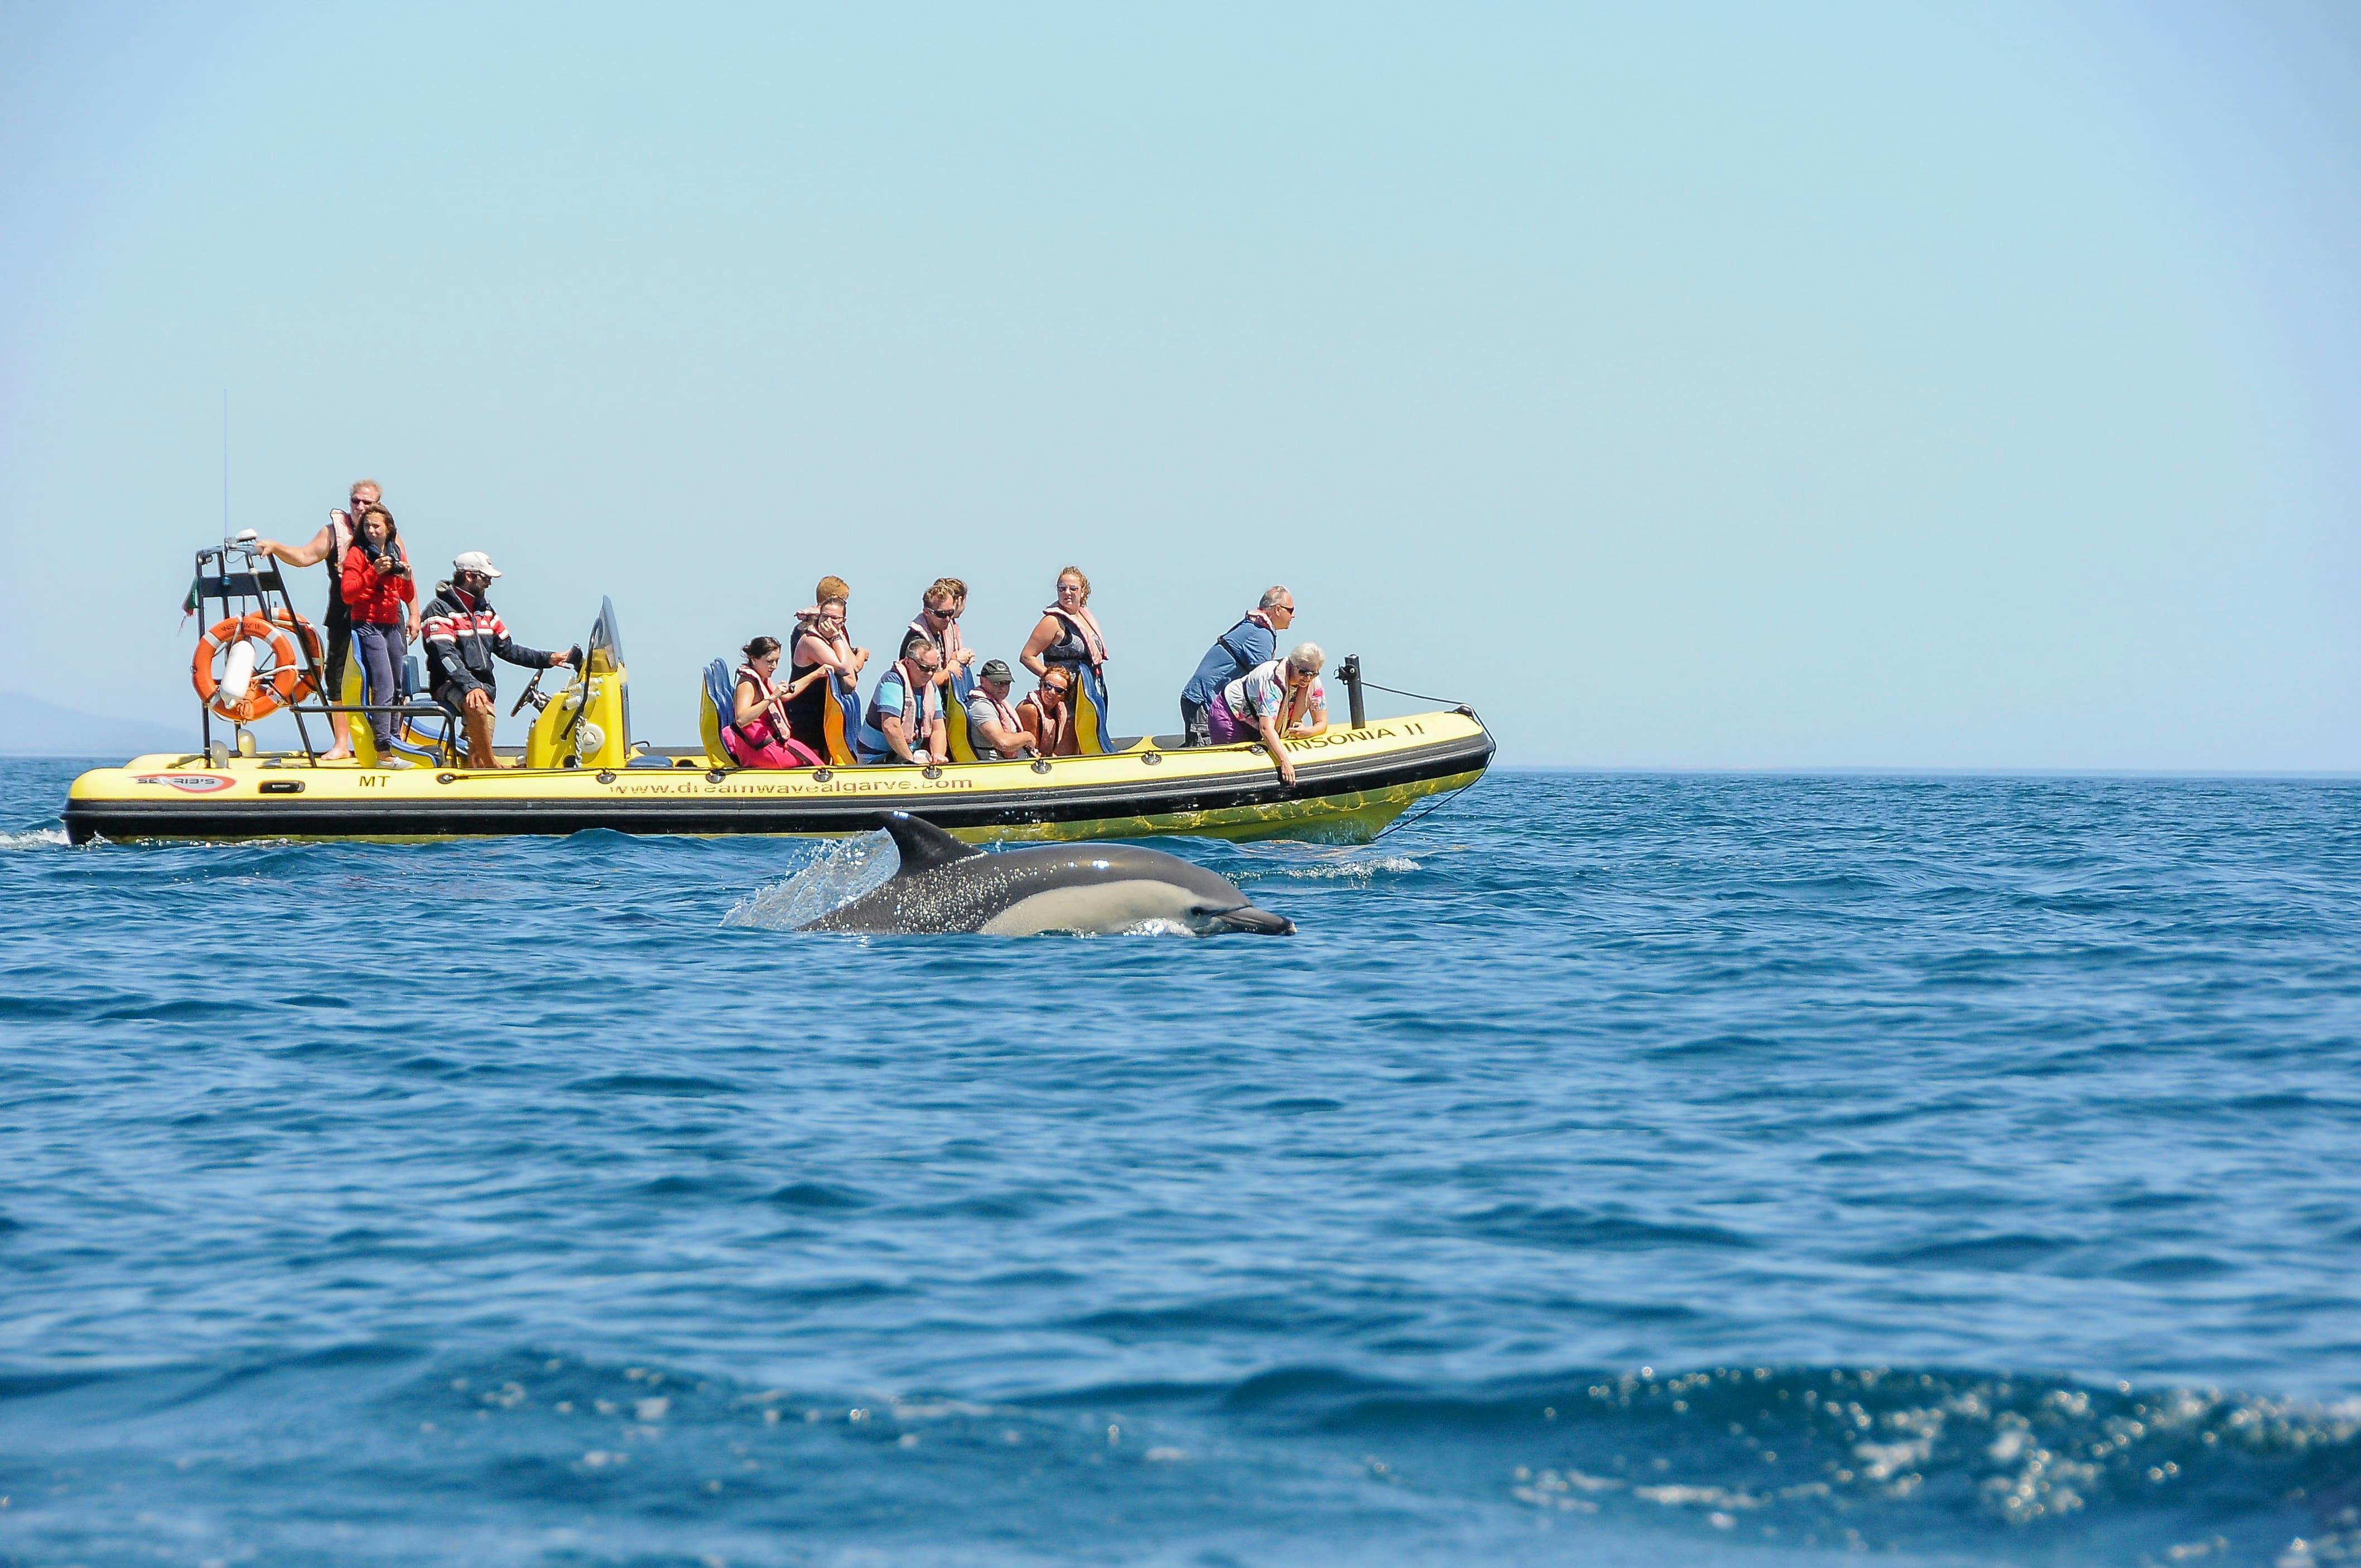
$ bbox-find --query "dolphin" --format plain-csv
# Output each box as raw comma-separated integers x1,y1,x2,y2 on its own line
797,813,1295,937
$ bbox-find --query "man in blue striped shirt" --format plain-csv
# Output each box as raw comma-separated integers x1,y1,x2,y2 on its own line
857,633,947,765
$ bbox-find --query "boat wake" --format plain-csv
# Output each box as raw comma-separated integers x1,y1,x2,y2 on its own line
1225,845,1426,884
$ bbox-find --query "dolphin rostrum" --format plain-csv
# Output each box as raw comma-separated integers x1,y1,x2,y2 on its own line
797,813,1295,937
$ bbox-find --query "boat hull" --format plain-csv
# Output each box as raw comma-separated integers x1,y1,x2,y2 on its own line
63,710,1493,846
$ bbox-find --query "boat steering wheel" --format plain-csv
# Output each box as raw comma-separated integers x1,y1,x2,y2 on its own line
509,668,546,717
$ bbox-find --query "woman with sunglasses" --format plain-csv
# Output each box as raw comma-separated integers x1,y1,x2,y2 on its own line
1211,642,1328,789
1019,566,1109,683
1017,666,1081,758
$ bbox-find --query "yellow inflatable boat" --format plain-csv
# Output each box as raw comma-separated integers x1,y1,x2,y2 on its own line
64,546,1492,846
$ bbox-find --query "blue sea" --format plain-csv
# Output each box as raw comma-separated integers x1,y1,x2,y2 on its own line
4,761,2359,1566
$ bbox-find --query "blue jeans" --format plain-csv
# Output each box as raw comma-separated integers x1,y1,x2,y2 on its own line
351,623,407,749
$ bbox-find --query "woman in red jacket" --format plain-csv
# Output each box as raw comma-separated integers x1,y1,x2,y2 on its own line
340,506,417,761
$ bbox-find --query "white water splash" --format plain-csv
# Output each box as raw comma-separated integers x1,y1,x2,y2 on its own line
722,832,899,930
0,827,69,851
1110,918,1199,938
1233,850,1422,885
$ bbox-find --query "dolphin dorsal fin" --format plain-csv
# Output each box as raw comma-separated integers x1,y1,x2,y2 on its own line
880,812,984,875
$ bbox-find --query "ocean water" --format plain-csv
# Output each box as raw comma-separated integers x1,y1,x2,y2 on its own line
3,760,2359,1567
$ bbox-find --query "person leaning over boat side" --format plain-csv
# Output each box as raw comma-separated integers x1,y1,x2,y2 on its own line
420,552,576,770
786,580,868,756
1179,585,1294,747
856,632,946,765
1211,643,1328,789
1019,567,1108,683
254,476,380,760
1017,665,1080,758
339,506,418,765
726,636,827,769
962,659,1038,760
907,577,975,695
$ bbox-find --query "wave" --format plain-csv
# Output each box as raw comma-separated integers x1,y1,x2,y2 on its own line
0,825,67,850
6,1347,2352,1564
1208,1363,2361,1557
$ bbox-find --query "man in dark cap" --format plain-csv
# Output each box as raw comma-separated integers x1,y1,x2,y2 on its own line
962,658,1038,760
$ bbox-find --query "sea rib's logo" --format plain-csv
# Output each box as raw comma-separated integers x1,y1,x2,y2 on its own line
132,773,234,794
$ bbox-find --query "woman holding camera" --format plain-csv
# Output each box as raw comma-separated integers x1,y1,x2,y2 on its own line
339,505,417,761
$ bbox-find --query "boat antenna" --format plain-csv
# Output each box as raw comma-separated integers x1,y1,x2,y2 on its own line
221,389,230,543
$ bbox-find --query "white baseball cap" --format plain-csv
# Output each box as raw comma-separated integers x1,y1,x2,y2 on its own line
451,551,503,579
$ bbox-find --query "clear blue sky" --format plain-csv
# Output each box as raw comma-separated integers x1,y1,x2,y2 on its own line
3,3,2354,767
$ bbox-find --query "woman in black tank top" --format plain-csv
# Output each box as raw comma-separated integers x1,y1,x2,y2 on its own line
783,653,830,752
1019,567,1110,679
786,597,866,754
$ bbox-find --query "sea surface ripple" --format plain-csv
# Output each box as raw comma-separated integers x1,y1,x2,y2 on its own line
3,762,2359,1566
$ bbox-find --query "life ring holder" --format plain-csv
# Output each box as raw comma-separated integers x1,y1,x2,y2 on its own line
191,612,314,724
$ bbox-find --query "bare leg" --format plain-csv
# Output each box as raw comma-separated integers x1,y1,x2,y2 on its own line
321,639,354,759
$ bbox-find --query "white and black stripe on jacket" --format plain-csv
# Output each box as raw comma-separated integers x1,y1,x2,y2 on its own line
420,582,556,697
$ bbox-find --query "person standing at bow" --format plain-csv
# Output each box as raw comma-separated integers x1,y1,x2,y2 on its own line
255,477,381,760
1179,586,1294,746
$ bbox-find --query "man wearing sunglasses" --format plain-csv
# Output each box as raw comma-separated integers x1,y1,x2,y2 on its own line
419,552,576,769
856,633,947,765
906,577,977,696
1179,586,1295,747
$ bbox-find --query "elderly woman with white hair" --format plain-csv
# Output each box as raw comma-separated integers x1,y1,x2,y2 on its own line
1211,641,1329,788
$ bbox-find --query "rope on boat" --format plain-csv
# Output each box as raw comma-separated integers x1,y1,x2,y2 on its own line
1347,676,1489,840
1360,678,1470,709
1374,774,1482,841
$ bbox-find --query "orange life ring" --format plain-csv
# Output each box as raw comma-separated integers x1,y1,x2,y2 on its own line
191,613,303,723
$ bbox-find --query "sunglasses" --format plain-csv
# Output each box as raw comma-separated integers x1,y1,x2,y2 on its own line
927,605,960,619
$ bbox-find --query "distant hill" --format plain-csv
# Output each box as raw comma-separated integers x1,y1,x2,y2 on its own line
0,690,192,758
